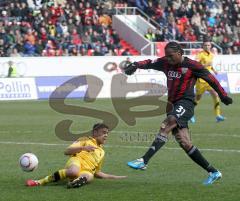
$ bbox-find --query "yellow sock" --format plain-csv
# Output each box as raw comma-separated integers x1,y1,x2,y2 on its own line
213,96,221,116
38,169,66,185
37,175,54,185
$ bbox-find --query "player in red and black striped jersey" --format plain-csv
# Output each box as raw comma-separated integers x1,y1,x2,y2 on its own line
125,42,233,185
125,50,229,105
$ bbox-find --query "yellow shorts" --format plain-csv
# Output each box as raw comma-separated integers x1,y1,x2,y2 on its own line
65,157,94,177
195,79,212,96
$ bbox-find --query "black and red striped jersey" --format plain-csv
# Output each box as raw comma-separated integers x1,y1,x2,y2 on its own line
136,57,227,103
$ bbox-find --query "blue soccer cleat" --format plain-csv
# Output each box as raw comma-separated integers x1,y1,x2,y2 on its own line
203,171,222,185
216,115,225,122
127,158,147,170
190,116,196,123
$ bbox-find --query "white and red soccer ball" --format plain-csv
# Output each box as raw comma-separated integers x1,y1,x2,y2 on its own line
19,153,38,172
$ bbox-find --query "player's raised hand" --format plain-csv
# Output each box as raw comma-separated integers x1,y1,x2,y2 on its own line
83,146,97,152
124,62,138,75
221,96,233,105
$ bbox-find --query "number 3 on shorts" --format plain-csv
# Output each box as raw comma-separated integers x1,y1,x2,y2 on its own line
176,105,186,117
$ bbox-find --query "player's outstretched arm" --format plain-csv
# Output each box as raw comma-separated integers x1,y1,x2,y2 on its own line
64,145,96,155
95,171,127,179
123,58,163,75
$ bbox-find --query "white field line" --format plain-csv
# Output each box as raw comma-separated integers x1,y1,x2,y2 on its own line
0,141,240,153
0,130,240,138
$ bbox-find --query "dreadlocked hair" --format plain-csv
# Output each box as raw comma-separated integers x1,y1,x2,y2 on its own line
165,42,184,55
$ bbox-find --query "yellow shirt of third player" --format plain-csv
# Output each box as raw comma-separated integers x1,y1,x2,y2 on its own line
68,137,105,173
196,50,214,83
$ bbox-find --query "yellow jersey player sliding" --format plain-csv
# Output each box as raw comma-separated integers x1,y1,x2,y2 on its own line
191,40,225,123
26,123,127,188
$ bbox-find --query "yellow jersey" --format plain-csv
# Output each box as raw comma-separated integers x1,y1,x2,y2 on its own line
196,50,214,83
196,50,214,71
68,137,105,173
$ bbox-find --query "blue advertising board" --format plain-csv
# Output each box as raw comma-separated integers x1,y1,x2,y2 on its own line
35,76,87,99
216,73,229,93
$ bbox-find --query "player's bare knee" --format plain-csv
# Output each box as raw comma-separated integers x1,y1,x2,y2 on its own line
160,116,177,134
67,171,79,179
66,166,80,179
160,122,168,136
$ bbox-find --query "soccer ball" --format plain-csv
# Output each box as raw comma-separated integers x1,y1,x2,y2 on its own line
19,153,38,172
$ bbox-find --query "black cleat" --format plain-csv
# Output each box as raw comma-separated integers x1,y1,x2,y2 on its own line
67,177,87,189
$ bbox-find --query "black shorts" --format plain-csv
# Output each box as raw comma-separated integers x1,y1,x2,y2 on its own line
167,99,194,128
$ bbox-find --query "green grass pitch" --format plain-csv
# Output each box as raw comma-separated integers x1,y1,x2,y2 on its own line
0,94,239,201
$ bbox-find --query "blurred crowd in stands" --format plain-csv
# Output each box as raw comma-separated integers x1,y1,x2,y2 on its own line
141,0,240,54
0,0,239,57
0,0,123,56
